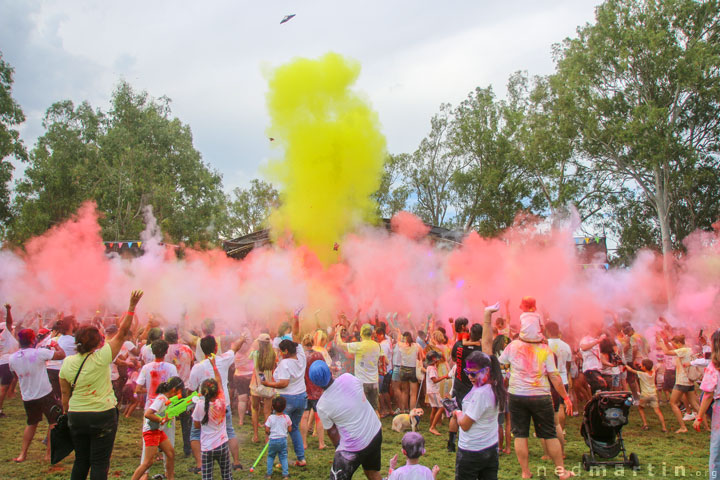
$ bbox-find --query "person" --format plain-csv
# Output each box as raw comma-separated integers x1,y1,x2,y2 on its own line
140,328,164,365
625,359,667,432
265,395,292,480
192,356,231,480
59,289,143,480
165,327,195,457
619,321,647,401
232,333,253,427
546,321,572,433
498,297,574,480
447,320,483,452
375,326,393,418
657,333,705,433
300,333,326,450
579,328,608,394
261,338,308,468
8,328,65,462
135,339,178,470
425,350,449,436
250,333,276,443
0,303,19,417
387,432,439,480
452,351,507,480
335,323,384,415
693,330,720,479
131,376,184,480
187,334,246,473
309,361,382,480
46,315,77,401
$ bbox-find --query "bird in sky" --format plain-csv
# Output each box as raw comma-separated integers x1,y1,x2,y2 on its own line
280,14,296,24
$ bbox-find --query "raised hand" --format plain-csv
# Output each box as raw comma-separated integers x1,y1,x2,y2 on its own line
485,302,501,313
129,290,144,309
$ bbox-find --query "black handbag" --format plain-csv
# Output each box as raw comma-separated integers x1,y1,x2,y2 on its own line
50,353,91,464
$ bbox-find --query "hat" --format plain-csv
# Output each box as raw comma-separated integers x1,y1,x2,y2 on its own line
519,296,536,312
257,333,271,343
360,323,373,337
38,328,50,336
308,360,332,388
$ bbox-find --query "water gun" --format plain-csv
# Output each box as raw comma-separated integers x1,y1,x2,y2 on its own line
163,392,199,420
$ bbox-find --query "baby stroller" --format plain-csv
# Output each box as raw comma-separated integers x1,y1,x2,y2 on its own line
580,391,639,471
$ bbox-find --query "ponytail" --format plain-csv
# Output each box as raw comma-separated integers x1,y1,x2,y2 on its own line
199,378,219,425
156,376,184,395
489,355,508,413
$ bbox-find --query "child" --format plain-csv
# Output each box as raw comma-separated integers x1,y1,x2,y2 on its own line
625,359,667,432
387,432,439,479
425,351,450,436
192,356,231,480
131,376,184,480
264,396,292,479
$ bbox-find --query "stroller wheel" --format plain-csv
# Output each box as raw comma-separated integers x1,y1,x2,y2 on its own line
629,452,640,470
582,453,591,471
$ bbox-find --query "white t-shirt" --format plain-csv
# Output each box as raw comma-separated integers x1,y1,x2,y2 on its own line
458,384,500,451
580,337,603,372
143,394,171,432
140,344,155,365
9,347,54,401
136,361,178,409
426,365,440,394
0,327,19,365
192,392,228,451
273,346,307,396
389,464,434,480
188,351,235,399
316,373,381,452
47,335,77,370
265,413,291,439
379,339,393,371
347,339,383,384
548,338,572,384
498,340,557,396
397,343,419,367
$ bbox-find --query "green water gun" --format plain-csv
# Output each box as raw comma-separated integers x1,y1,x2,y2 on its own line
163,391,199,420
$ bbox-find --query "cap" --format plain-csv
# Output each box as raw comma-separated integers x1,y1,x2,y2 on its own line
519,296,537,312
38,328,50,336
257,333,271,343
308,360,332,388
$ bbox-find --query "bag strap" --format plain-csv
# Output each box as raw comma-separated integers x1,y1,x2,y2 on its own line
70,353,92,394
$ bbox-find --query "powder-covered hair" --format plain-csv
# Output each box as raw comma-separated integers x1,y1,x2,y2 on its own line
199,378,219,425
401,432,425,459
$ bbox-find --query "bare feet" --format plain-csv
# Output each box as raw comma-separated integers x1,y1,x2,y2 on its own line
676,427,688,433
541,455,550,461
252,435,259,443
521,471,533,479
429,428,441,436
13,456,26,463
558,469,576,480
318,444,326,450
503,447,511,454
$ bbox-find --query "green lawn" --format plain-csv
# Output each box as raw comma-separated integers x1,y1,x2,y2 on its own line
0,397,710,479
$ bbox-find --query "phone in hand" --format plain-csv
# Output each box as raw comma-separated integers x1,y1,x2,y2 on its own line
258,373,266,382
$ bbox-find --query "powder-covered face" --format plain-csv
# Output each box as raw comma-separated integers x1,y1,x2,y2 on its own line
464,364,489,387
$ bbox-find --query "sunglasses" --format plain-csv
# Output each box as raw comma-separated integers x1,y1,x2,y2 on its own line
464,367,488,378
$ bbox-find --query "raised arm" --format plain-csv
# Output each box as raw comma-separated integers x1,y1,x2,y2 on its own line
292,307,302,341
482,302,500,355
580,334,605,351
4,304,12,332
110,290,143,360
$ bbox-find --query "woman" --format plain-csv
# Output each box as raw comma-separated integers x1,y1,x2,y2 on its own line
427,330,451,399
452,351,507,480
657,334,705,433
261,339,308,467
693,330,720,479
249,333,276,443
395,331,421,413
59,290,143,480
299,334,326,450
232,334,254,426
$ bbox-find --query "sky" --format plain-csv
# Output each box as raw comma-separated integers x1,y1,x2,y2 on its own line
0,0,602,193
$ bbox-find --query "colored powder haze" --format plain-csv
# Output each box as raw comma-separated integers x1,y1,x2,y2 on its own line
0,54,718,340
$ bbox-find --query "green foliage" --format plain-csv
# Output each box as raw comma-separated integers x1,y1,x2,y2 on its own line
9,81,226,246
373,153,410,219
221,178,279,238
0,51,27,228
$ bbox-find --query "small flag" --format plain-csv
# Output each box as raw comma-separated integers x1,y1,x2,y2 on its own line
128,242,134,248
138,242,143,248
109,242,114,248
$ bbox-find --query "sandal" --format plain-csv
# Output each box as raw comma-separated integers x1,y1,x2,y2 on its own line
187,466,201,474
233,463,244,470
641,425,649,431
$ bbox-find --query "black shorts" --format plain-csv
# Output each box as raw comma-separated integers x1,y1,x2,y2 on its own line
233,375,251,396
452,385,471,410
456,444,499,480
584,370,607,394
399,366,417,383
674,384,694,393
0,363,14,386
550,384,568,413
330,428,382,479
305,399,318,412
508,394,557,439
23,393,60,426
379,374,391,394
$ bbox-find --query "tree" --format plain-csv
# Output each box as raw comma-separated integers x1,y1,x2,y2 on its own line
553,0,720,274
10,81,226,246
373,153,410,219
222,179,279,237
0,51,27,229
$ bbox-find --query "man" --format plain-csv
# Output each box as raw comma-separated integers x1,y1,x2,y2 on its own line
580,328,608,394
375,326,392,417
309,361,382,480
447,318,483,452
619,321,647,403
0,304,18,418
9,328,65,462
187,334,246,473
165,327,195,457
335,323,384,415
545,320,573,455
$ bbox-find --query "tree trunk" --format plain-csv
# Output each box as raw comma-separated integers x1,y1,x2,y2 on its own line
654,166,673,302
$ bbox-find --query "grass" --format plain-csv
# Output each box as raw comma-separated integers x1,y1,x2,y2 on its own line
0,396,710,480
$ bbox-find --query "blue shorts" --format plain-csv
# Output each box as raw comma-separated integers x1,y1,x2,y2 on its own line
190,405,235,441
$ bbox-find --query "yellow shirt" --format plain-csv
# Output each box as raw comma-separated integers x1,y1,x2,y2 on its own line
59,343,117,412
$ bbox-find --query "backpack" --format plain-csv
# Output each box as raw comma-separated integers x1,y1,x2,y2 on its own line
687,364,704,383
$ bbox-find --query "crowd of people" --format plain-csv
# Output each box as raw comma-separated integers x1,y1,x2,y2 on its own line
0,292,718,480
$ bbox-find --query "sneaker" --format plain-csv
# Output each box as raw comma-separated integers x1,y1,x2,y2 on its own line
393,408,401,415
683,413,696,421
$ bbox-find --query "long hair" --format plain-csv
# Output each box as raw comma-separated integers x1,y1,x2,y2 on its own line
712,330,720,370
156,376,184,396
255,340,276,372
465,351,508,413
199,378,219,425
